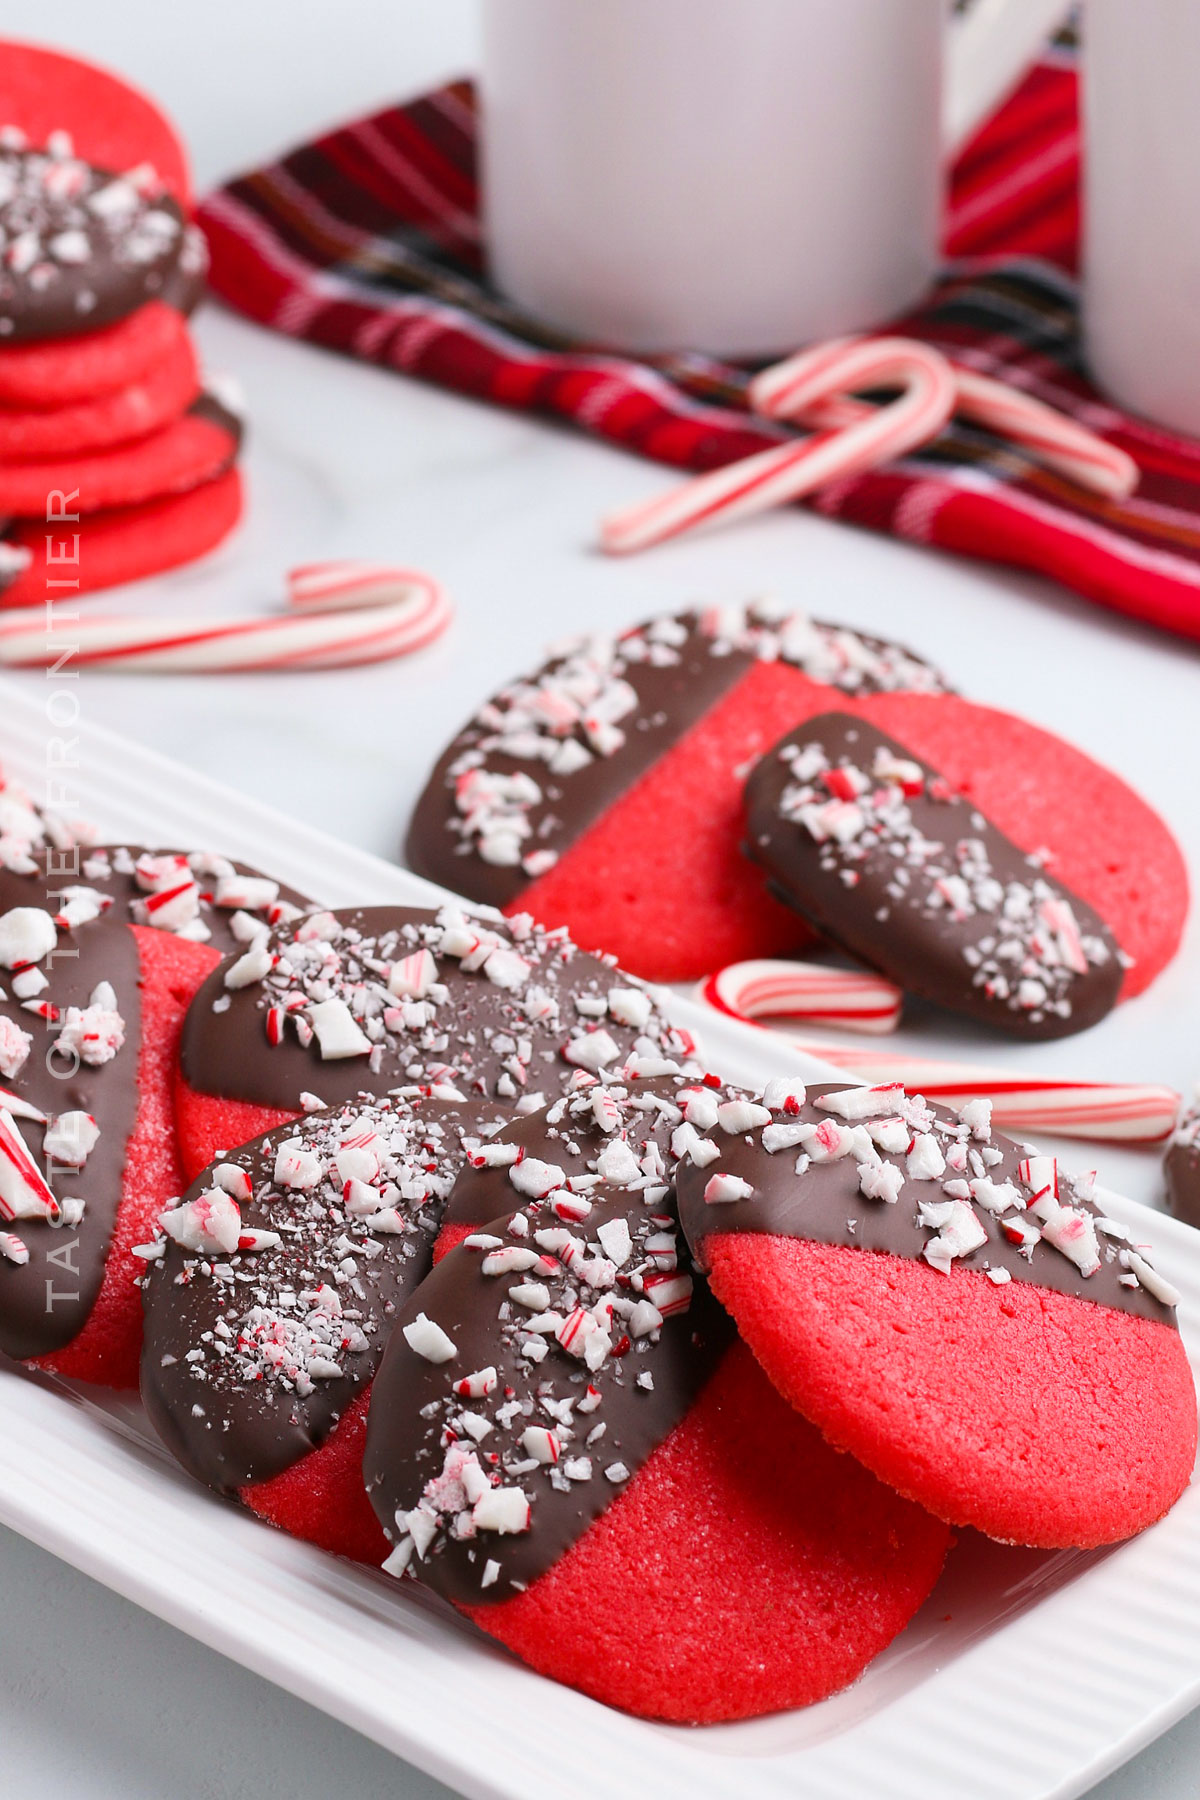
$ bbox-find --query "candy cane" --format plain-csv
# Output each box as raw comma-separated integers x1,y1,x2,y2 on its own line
757,354,1137,502
599,338,958,555
700,1015,1177,1143
702,959,902,1036
0,564,452,674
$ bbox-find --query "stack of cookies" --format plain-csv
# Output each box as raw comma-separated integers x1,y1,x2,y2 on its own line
0,44,243,606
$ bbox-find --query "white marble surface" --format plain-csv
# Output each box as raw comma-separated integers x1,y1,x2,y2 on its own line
0,3,1198,1795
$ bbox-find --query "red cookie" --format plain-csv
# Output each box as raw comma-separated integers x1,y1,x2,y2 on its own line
0,41,191,204
676,1079,1196,1548
363,1192,950,1723
0,392,240,516
745,711,1127,1039
0,327,199,459
173,903,696,1187
0,299,189,407
0,848,309,1388
405,602,951,982
0,467,244,606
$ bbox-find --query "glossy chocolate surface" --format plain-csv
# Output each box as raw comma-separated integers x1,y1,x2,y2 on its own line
745,712,1122,1040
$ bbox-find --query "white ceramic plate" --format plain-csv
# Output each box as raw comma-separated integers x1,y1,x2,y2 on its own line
2,676,1199,1800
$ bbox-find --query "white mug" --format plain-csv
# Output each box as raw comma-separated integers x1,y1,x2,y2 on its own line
480,0,1067,356
1085,0,1200,435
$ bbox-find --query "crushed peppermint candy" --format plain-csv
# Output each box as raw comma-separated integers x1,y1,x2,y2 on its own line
446,1067,745,1248
195,903,695,1107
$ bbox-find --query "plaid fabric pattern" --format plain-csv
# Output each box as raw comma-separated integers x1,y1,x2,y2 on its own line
199,54,1200,643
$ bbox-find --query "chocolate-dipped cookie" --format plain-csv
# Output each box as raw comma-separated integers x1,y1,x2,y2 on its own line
406,600,950,981
0,136,188,343
1165,1095,1200,1228
675,1077,1196,1548
0,844,308,1385
364,1180,950,1722
174,903,696,1186
745,712,1124,1038
140,1094,474,1562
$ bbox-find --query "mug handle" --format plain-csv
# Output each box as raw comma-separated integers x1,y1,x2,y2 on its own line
945,0,1073,154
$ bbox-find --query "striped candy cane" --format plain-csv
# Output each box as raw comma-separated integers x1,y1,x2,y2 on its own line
599,338,958,555
773,363,1138,502
0,563,452,674
702,959,903,1036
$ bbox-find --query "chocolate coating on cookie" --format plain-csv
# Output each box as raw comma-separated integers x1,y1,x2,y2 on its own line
0,138,188,342
1165,1103,1200,1229
442,1069,739,1230
406,601,950,909
0,852,141,1357
140,1096,473,1491
364,1189,732,1603
744,713,1122,1039
675,1078,1178,1326
180,904,693,1116
0,847,309,1358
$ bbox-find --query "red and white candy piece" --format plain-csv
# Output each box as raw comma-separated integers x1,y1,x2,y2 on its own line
599,338,958,554
702,958,903,1037
0,1106,59,1221
718,1026,1176,1144
0,564,452,675
756,354,1138,503
601,332,1139,553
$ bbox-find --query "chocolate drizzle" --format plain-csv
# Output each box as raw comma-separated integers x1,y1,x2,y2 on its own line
140,1095,475,1491
364,1189,732,1604
675,1079,1178,1327
745,713,1122,1040
0,139,188,342
180,904,694,1116
0,846,309,1360
406,603,950,909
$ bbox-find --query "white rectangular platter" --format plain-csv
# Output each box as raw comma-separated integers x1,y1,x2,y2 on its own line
1,676,1199,1800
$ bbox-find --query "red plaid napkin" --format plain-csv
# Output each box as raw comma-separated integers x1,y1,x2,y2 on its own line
199,52,1200,644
